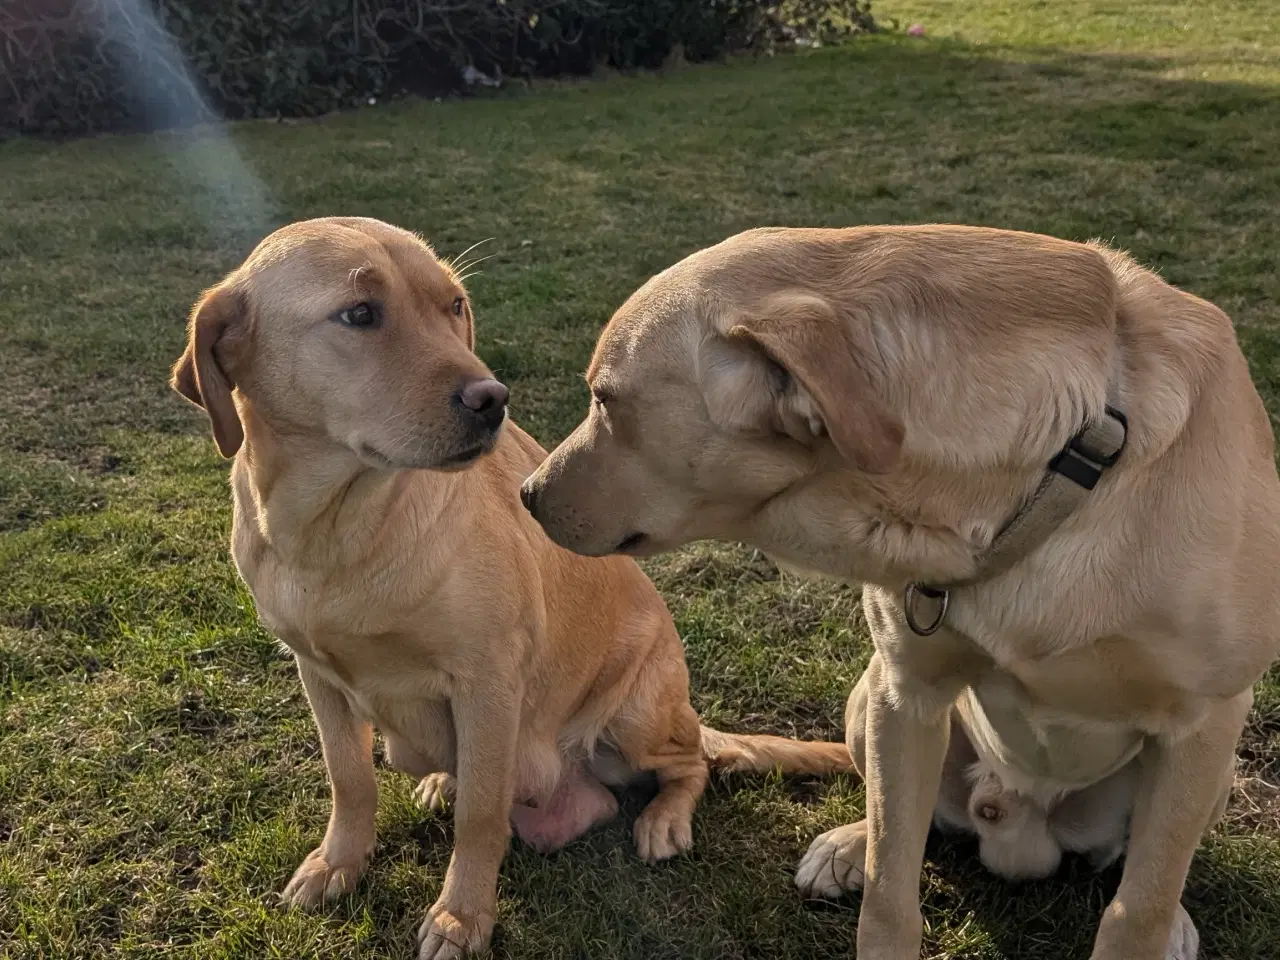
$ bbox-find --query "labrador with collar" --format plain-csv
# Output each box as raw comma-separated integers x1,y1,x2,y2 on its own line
520,224,1280,959
170,217,854,960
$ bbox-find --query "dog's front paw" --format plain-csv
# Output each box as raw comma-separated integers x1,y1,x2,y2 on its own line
633,797,694,862
414,773,457,813
1166,903,1199,960
795,819,868,899
417,900,494,959
281,846,369,908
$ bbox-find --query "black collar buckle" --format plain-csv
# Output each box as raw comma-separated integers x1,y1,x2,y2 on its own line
1048,405,1128,491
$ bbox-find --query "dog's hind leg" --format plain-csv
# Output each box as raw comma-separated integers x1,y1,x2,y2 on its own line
383,699,458,813
605,641,708,863
625,701,707,862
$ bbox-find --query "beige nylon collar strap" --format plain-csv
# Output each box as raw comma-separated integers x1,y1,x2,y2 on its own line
903,403,1129,636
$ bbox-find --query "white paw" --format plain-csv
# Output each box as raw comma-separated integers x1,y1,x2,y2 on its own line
1166,902,1199,960
795,819,868,899
280,846,368,908
416,900,493,959
633,801,694,862
414,772,456,813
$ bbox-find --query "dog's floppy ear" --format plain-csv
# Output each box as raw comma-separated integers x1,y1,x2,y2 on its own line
170,283,247,459
717,291,904,473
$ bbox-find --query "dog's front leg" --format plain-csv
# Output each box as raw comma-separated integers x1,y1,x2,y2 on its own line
417,673,520,960
282,660,378,907
859,653,953,960
1090,690,1251,960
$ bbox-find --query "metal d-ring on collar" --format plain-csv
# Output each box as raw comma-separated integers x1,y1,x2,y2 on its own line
901,403,1129,638
903,582,949,636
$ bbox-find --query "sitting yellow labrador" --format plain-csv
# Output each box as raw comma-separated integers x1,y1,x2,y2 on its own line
520,224,1280,959
169,217,852,960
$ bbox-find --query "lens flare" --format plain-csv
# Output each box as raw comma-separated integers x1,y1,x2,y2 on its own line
97,0,276,249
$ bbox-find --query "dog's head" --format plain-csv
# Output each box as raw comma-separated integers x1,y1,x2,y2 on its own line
520,233,904,559
521,225,1120,589
170,216,507,470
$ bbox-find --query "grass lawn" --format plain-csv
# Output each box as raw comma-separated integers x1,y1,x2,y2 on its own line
3,1,1280,957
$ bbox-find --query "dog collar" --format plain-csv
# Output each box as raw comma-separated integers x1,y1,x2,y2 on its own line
903,404,1129,637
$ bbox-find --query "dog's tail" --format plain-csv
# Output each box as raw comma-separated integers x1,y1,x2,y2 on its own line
699,724,856,777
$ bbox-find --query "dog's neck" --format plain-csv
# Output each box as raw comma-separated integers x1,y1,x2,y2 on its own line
795,318,1134,591
754,456,1048,590
232,404,449,567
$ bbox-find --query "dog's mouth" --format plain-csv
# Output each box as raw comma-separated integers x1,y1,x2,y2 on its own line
431,435,501,472
357,441,489,472
615,532,648,554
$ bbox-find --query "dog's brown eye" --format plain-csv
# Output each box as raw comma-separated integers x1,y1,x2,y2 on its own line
592,389,610,408
452,297,465,317
337,303,377,328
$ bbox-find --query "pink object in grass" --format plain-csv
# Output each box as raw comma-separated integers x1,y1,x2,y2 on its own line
907,23,925,36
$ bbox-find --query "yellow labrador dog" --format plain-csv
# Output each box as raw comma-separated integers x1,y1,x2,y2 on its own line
520,225,1280,960
169,217,852,960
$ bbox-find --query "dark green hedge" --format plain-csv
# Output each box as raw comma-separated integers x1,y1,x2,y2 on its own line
0,0,876,136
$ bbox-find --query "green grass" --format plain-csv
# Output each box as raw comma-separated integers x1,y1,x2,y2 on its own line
3,1,1280,957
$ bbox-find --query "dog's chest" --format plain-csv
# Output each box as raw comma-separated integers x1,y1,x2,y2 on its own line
943,609,1207,792
890,582,1207,788
938,620,1146,786
237,547,346,652
950,590,1204,734
232,529,454,712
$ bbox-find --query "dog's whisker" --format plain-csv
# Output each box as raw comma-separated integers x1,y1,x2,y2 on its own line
452,237,495,264
443,240,495,273
453,252,497,271
451,256,496,279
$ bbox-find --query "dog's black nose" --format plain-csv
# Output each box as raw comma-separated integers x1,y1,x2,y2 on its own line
457,378,509,430
519,479,539,514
